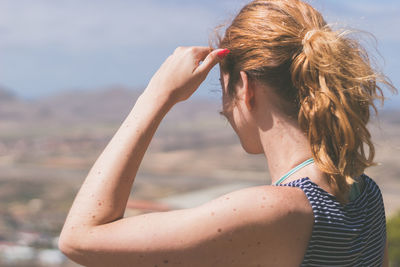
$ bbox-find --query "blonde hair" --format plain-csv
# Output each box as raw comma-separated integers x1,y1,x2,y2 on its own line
215,0,397,204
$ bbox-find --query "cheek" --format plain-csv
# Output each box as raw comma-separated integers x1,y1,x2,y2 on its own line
224,104,241,135
222,101,237,128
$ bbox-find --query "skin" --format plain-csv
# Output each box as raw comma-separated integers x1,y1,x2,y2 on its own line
59,46,388,267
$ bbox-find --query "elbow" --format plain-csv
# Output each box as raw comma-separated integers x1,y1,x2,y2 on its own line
58,232,79,259
59,226,110,266
58,229,89,265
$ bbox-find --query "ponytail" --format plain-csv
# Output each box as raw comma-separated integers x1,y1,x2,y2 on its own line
291,27,394,202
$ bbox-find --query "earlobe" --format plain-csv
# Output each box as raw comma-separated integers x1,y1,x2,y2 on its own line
239,71,255,111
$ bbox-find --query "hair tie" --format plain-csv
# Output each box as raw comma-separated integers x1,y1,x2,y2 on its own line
302,30,318,45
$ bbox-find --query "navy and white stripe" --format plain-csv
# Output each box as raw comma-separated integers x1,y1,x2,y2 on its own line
279,174,386,266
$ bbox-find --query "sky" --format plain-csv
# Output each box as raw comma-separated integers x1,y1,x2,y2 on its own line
0,0,399,108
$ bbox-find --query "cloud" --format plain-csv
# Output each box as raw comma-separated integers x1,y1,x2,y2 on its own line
0,0,237,98
0,0,221,51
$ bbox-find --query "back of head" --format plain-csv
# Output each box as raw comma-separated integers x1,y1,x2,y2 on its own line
216,0,397,204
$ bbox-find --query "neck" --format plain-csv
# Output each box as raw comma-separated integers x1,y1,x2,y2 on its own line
258,113,315,185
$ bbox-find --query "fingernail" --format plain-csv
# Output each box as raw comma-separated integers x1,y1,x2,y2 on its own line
217,49,230,60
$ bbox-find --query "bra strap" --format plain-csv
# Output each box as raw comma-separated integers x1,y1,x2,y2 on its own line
273,158,315,186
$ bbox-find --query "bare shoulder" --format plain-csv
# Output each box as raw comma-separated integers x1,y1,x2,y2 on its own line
61,185,313,267
209,184,314,258
194,185,314,266
203,184,313,224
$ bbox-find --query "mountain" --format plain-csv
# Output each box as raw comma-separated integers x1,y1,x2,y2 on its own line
0,86,35,121
0,85,234,151
0,87,17,102
35,86,142,123
0,85,222,123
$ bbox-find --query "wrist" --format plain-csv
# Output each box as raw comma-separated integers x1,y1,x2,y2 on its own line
139,88,175,112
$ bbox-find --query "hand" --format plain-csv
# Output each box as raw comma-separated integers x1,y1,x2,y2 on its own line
145,46,229,105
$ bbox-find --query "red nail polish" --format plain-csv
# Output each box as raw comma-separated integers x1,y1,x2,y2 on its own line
217,49,230,60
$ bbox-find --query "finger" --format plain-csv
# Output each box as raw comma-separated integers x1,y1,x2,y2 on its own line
195,48,230,76
173,46,187,55
190,46,213,65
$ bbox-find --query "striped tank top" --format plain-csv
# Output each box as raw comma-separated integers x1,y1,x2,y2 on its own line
278,174,386,266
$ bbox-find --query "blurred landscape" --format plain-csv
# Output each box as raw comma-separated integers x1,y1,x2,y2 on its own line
0,86,399,266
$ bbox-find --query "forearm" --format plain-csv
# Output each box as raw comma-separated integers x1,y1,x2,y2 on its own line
59,46,225,252
61,90,174,233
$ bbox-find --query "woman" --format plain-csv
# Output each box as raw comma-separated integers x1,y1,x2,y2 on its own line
59,0,396,266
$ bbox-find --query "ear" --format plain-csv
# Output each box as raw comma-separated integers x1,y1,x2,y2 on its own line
238,71,255,111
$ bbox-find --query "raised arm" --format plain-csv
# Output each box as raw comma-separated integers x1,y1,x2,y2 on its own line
58,47,229,262
59,47,224,230
58,46,313,267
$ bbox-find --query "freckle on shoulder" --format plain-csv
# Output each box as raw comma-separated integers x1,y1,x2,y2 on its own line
260,185,309,210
